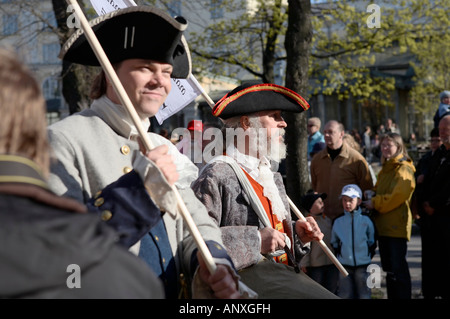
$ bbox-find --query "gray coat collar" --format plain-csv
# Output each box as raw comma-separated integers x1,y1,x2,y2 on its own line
90,96,150,139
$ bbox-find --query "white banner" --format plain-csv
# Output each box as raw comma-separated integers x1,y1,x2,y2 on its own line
155,75,202,124
89,0,205,123
90,0,137,16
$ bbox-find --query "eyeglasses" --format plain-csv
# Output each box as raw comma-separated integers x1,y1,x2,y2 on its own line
307,124,316,127
430,138,441,143
381,143,396,149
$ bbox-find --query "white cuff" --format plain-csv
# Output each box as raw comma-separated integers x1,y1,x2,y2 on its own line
133,152,178,217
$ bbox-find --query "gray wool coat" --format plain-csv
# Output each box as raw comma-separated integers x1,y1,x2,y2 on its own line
47,97,228,282
191,161,307,271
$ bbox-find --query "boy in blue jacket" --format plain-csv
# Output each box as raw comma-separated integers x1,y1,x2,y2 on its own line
331,184,376,299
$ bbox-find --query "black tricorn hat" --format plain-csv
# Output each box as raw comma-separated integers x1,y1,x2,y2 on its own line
59,6,191,79
212,83,310,119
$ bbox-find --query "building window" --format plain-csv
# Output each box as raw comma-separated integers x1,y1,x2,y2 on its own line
168,0,182,17
43,76,61,100
42,11,57,31
3,14,18,35
43,76,62,125
42,43,60,64
210,0,224,19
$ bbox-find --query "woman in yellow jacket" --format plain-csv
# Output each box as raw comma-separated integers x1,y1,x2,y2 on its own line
363,132,416,299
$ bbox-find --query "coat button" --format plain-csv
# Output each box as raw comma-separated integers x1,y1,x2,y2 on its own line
101,210,113,221
94,197,105,207
121,145,131,155
123,166,132,174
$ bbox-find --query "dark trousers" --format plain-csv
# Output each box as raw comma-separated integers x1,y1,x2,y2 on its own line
307,264,339,294
425,214,450,299
378,236,411,299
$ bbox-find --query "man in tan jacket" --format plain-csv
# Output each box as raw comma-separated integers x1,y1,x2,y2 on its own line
310,120,374,220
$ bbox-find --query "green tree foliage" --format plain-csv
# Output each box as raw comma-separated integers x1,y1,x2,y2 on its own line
144,0,448,196
312,0,449,120
152,0,448,118
144,0,288,83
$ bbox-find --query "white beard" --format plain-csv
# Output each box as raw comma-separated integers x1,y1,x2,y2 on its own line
245,118,288,221
256,156,288,222
247,118,287,163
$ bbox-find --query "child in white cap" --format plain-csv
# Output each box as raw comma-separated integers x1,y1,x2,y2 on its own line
331,184,376,299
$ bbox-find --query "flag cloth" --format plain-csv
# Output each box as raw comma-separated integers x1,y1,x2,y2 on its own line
90,0,137,16
89,0,204,123
155,75,202,124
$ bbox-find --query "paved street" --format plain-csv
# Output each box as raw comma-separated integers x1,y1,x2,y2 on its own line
371,224,422,299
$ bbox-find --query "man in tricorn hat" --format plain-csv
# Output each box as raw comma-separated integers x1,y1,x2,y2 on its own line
191,83,339,298
48,6,248,299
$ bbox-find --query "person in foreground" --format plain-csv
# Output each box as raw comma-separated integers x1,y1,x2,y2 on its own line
47,6,247,299
191,83,339,299
0,48,164,299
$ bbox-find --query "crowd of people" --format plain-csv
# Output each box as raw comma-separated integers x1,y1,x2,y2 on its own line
301,94,450,299
167,96,449,300
1,5,449,301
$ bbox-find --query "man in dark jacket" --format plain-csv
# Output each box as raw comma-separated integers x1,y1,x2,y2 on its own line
419,114,450,299
0,48,163,299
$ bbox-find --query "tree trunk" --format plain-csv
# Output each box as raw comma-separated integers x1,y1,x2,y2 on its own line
284,0,312,209
52,0,98,114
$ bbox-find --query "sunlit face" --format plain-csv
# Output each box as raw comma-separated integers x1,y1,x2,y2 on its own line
247,110,287,160
310,197,325,215
323,122,344,150
307,121,319,135
342,195,360,212
430,136,442,152
439,116,450,147
258,110,287,135
442,96,450,105
380,137,398,160
107,59,172,119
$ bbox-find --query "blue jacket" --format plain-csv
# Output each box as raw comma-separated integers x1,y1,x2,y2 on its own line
86,170,236,299
308,131,325,155
331,207,375,267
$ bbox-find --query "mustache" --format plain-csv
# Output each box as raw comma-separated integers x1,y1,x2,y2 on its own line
271,128,285,140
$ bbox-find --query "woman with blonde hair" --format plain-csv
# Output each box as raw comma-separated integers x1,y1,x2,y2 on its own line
363,132,416,299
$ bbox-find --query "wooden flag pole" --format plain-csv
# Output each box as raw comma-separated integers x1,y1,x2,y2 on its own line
188,73,215,108
66,0,217,274
287,197,349,277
